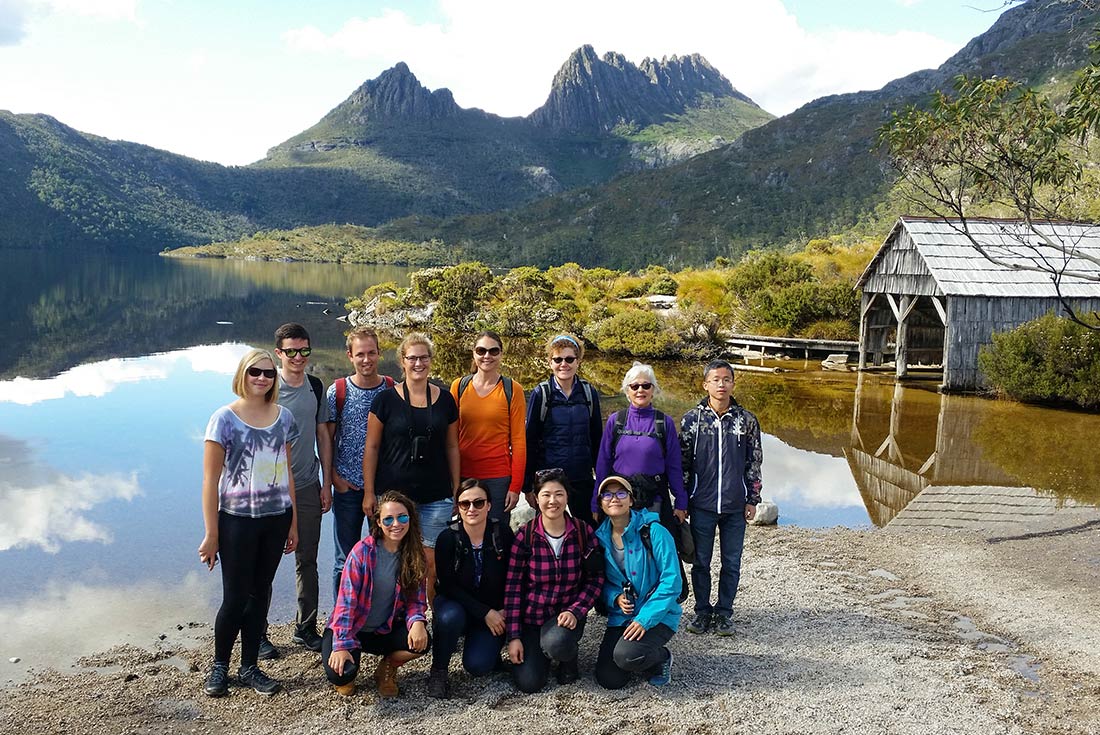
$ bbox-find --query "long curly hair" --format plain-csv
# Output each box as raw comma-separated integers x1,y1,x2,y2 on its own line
370,491,428,592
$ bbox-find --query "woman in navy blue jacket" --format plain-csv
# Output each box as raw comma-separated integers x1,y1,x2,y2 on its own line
593,475,681,688
525,333,602,525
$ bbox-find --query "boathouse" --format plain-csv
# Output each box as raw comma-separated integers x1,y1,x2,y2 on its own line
855,217,1100,391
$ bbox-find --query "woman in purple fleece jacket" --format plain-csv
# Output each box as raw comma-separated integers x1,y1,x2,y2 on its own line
593,362,689,601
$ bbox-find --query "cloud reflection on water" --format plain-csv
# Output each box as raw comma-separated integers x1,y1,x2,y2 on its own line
763,434,863,509
0,574,215,681
0,436,140,552
0,343,249,406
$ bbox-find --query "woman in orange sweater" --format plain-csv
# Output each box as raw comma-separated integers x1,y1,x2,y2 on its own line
450,331,527,525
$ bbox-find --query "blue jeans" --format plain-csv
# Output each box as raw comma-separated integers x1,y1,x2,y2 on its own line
332,487,366,604
430,594,504,675
417,498,455,548
690,508,747,617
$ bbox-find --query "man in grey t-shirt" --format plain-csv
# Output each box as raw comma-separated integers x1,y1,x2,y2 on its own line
260,322,332,655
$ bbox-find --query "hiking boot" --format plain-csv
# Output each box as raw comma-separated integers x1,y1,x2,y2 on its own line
257,636,279,660
292,626,323,652
333,682,356,697
203,662,229,697
427,668,449,699
649,650,674,687
714,614,735,637
686,612,711,634
374,657,399,698
238,664,281,696
555,658,579,685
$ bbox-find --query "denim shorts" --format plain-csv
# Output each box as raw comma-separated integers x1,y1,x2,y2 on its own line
417,498,455,548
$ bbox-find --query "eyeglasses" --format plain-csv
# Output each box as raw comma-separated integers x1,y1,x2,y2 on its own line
474,346,501,356
551,356,577,364
278,347,311,358
534,468,566,483
600,489,631,501
247,367,277,379
628,382,653,391
403,354,431,363
707,377,735,386
380,513,410,527
457,498,488,511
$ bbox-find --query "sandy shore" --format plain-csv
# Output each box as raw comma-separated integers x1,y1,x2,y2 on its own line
4,522,1099,735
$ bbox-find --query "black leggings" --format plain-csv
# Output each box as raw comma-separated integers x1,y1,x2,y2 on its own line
214,509,291,666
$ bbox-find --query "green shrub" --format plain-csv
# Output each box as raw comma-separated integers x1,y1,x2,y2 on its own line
434,262,495,330
646,273,679,296
978,312,1100,408
584,308,680,357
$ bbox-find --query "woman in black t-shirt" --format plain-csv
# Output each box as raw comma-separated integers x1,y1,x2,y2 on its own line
363,332,460,605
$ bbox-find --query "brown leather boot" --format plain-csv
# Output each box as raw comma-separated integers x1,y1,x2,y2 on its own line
373,657,399,698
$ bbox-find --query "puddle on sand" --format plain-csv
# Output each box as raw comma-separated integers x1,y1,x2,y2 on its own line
953,615,1040,683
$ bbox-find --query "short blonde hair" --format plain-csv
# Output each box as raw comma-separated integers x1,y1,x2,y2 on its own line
546,333,584,360
399,332,434,358
231,348,279,403
621,361,660,396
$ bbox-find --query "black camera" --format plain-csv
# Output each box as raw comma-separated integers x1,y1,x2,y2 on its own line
622,580,638,605
410,435,429,464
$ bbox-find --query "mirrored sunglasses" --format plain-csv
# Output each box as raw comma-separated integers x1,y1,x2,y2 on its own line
279,347,312,358
380,513,410,527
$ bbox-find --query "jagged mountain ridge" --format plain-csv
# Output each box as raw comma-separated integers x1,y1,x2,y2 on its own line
376,0,1100,269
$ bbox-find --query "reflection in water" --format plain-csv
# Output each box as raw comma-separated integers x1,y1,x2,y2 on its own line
0,436,140,552
846,374,1100,530
0,344,247,406
0,575,214,683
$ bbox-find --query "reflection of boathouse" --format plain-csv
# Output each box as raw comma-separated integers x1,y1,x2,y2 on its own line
845,376,1096,531
855,217,1100,391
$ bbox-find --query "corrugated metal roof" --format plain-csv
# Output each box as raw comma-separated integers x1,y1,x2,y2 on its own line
859,218,1100,297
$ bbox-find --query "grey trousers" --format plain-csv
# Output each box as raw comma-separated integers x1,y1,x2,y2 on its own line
293,476,323,632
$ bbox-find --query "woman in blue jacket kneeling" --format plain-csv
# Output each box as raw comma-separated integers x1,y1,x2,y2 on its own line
594,475,681,688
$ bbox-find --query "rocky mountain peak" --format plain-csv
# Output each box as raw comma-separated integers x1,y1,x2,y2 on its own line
326,62,459,123
530,47,760,134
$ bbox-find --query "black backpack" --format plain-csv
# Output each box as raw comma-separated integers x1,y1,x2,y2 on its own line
448,518,508,575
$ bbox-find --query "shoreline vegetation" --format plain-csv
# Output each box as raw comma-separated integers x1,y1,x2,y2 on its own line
165,228,876,359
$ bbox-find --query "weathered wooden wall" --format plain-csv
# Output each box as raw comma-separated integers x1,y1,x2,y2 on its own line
943,296,1100,390
860,229,942,296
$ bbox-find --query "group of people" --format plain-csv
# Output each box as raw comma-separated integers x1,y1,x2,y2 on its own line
197,324,763,699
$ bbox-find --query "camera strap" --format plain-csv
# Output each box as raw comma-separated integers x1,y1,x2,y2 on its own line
401,380,433,441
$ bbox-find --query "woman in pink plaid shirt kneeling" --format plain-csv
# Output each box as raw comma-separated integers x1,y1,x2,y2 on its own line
322,491,431,698
504,468,605,692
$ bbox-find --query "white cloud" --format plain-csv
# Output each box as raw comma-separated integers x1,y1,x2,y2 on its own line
0,469,140,552
281,0,964,118
0,343,249,406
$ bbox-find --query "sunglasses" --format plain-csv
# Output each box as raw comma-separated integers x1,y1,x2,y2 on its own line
380,513,410,527
600,489,631,501
279,347,311,358
551,356,577,364
628,382,653,391
457,498,488,511
247,366,277,379
474,346,502,356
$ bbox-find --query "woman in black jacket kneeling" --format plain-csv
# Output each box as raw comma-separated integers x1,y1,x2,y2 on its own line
428,478,514,698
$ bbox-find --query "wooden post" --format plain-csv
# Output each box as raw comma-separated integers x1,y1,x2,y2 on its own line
858,293,875,370
894,295,916,379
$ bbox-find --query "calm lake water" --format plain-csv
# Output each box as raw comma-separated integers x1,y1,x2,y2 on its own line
2,248,1098,681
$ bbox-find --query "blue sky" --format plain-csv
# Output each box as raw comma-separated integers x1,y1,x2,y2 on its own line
0,0,1014,165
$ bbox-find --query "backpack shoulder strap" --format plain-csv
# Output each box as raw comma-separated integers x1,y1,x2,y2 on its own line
609,408,629,462
654,409,667,458
457,374,474,405
638,522,655,561
383,375,396,388
501,376,513,409
307,375,324,411
537,380,552,422
335,377,348,417
580,379,595,418
521,518,539,554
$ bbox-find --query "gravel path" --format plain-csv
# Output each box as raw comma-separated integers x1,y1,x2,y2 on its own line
4,525,1098,735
